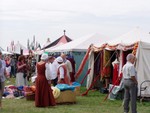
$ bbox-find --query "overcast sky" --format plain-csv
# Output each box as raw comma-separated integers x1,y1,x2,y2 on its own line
0,0,150,50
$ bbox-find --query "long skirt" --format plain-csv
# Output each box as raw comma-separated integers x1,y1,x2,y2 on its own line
16,72,27,86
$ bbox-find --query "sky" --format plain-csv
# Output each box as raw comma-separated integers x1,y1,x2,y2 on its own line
0,0,150,50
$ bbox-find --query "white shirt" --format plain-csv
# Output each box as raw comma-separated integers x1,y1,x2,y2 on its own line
122,61,137,79
45,60,59,80
65,60,72,73
50,60,59,80
58,64,65,79
64,60,72,80
45,63,51,80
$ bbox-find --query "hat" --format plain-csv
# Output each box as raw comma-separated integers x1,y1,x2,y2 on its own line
56,56,63,63
41,53,48,60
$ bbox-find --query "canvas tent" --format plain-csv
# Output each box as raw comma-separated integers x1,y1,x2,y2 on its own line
87,28,150,96
46,33,111,85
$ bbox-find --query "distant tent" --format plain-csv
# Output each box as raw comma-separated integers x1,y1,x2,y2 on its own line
0,47,4,51
42,30,72,50
0,47,12,55
7,41,26,54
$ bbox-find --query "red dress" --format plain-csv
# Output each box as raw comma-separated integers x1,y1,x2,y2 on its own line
112,63,120,86
35,62,56,107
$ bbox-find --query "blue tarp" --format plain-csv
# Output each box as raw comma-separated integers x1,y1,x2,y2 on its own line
56,82,81,91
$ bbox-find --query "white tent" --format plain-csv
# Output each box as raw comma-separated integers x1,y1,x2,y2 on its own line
47,33,111,52
14,42,27,54
87,28,150,97
136,41,150,97
7,41,26,54
0,47,12,55
107,27,150,49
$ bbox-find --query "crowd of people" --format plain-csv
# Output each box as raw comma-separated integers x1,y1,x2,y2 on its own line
35,53,75,107
0,51,138,113
0,51,75,108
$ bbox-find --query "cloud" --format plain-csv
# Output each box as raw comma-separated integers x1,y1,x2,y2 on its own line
1,0,150,21
1,0,150,50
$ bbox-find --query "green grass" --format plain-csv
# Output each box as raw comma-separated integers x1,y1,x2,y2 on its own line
1,78,150,113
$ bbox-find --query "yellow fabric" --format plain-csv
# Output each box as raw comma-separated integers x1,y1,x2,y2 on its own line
102,50,111,77
51,86,60,99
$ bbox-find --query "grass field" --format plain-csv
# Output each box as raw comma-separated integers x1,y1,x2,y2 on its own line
1,78,150,113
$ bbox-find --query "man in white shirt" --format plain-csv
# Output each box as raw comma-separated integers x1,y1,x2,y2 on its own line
46,56,58,86
122,53,138,113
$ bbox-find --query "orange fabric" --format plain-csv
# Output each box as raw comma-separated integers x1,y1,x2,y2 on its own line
132,42,138,55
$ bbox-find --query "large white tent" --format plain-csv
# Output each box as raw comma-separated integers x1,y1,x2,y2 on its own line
46,33,111,52
87,27,150,97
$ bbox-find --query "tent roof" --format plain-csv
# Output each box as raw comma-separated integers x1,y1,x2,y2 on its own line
108,27,150,46
47,33,110,52
0,47,4,51
14,42,26,49
42,34,72,50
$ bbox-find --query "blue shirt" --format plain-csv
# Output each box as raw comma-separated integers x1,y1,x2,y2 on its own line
0,59,6,82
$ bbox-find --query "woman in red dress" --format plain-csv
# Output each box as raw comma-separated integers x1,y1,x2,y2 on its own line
35,53,56,107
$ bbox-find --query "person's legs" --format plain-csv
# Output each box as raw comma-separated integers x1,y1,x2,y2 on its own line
130,83,137,113
124,80,130,113
11,66,16,77
0,82,5,109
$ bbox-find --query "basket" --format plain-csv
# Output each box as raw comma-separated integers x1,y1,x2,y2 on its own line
55,90,76,104
26,93,35,101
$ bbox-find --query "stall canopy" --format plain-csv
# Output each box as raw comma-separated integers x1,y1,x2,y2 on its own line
48,33,111,52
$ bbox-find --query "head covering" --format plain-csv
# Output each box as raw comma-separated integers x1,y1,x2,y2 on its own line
41,53,48,60
56,56,63,63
